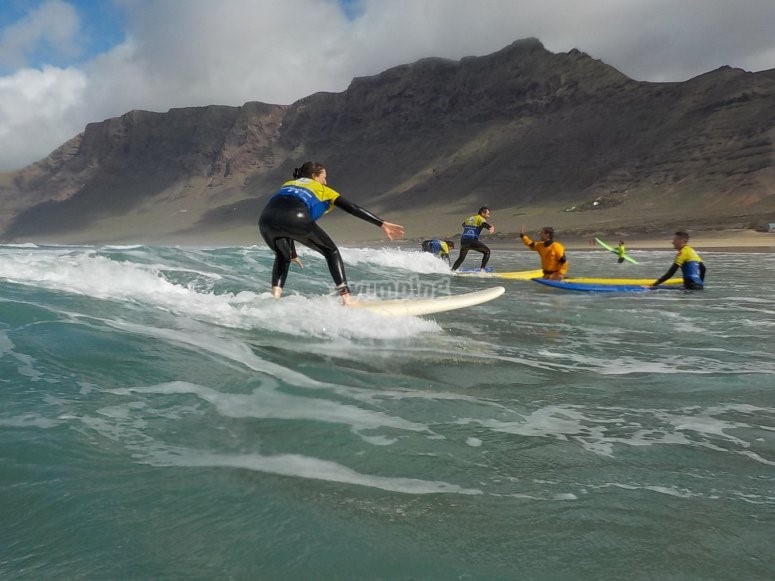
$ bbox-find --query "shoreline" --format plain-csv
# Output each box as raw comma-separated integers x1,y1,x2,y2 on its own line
483,229,775,252
11,225,775,252
383,229,775,253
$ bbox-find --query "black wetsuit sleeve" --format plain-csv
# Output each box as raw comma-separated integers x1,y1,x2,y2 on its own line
482,222,492,230
700,262,706,281
333,196,384,227
653,263,679,286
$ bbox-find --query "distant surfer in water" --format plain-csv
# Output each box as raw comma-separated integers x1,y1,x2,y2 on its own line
421,239,454,265
651,231,705,290
519,226,568,280
258,161,405,304
451,207,495,272
615,240,626,264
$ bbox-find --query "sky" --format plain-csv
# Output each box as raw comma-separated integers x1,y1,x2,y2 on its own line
1,0,774,172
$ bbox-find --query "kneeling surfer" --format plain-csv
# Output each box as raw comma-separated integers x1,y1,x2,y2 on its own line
519,226,569,280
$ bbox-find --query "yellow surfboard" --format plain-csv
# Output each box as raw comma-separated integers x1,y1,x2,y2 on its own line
564,277,682,285
494,269,544,280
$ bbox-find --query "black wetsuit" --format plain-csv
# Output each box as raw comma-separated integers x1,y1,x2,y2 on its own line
258,195,382,292
451,239,491,270
451,214,493,271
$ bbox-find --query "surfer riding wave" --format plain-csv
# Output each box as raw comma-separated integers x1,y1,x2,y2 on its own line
258,162,404,304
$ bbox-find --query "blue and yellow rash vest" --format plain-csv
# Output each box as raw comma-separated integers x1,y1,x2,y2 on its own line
271,178,341,221
675,245,704,287
461,215,491,240
430,240,449,255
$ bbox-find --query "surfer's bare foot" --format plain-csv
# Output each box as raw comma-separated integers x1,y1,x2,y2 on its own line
341,292,358,306
271,286,282,299
291,257,303,268
335,283,354,305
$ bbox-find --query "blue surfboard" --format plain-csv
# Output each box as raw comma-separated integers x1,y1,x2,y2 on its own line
532,278,683,293
456,266,495,273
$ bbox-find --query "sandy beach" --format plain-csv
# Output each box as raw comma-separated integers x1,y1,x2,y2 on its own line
314,202,775,252
47,225,775,252
15,196,775,252
147,224,774,252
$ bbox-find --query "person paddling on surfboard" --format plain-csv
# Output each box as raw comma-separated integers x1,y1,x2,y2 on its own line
258,161,405,304
451,207,495,272
519,226,569,280
651,231,706,290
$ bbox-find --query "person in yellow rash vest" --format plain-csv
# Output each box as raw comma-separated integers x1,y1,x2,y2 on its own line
615,240,626,264
421,239,454,265
519,226,569,280
651,231,706,290
450,207,495,271
258,161,404,304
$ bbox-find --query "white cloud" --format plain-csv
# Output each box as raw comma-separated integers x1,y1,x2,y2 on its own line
0,0,774,171
0,65,87,170
0,0,81,69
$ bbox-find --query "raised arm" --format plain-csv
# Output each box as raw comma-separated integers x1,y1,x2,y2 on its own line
519,231,535,249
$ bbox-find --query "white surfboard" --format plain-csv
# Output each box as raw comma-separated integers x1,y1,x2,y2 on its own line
348,286,506,316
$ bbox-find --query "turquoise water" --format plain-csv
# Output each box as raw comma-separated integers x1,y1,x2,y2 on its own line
1,243,773,579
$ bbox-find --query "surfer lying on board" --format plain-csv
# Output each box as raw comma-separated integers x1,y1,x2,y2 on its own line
258,161,405,304
519,226,569,280
421,239,454,264
651,231,705,290
451,207,495,272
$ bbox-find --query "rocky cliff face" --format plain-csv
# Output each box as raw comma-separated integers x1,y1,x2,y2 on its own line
1,101,286,239
1,38,773,243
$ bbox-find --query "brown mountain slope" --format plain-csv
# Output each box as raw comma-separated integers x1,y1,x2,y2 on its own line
1,38,773,245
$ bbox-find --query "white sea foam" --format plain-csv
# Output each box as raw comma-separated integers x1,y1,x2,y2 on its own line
0,414,61,429
109,381,432,435
460,402,775,464
0,246,442,340
596,482,700,499
0,329,44,380
143,447,483,495
341,246,453,274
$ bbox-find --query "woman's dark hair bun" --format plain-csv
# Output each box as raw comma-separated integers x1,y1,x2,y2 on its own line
292,161,323,180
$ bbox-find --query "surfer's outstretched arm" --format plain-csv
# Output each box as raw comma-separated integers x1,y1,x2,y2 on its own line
333,197,405,240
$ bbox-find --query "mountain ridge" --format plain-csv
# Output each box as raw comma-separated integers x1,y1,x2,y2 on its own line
1,37,773,245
